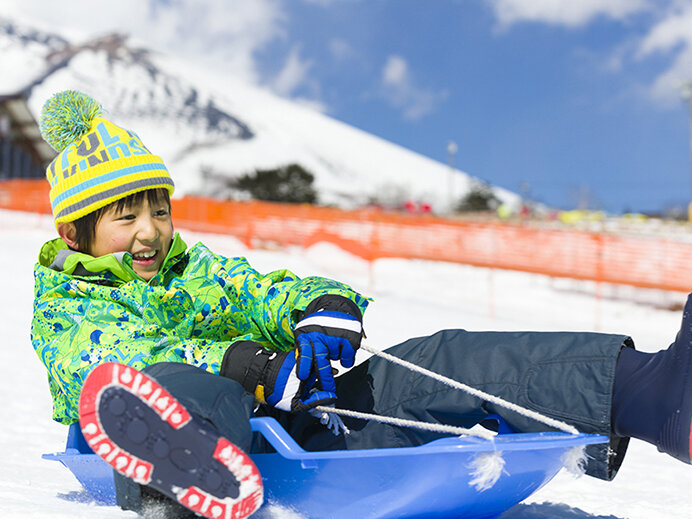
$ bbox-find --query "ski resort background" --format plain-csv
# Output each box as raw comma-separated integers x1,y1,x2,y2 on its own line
3,11,692,518
2,179,692,296
3,207,692,518
3,104,692,517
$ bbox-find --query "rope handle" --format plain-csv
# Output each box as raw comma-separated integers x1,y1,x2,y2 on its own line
313,405,496,440
358,343,579,435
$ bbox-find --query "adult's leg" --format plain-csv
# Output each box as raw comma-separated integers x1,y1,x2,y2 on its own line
279,329,628,481
612,293,692,465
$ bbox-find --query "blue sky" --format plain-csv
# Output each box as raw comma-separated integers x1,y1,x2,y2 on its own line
4,0,692,213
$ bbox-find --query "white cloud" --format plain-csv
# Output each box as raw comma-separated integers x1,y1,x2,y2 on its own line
0,0,335,108
301,0,362,5
269,46,329,112
639,3,692,56
329,38,355,60
637,4,692,103
487,0,650,28
0,0,286,85
627,2,692,104
380,55,447,120
272,46,314,96
383,55,409,86
484,0,692,106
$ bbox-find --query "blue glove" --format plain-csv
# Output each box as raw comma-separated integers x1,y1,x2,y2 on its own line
293,295,364,393
220,341,336,412
264,348,337,412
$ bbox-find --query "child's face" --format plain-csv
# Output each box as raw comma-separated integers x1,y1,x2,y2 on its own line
91,195,173,281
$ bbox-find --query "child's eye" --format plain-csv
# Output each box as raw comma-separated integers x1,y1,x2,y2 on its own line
118,214,136,221
154,209,169,217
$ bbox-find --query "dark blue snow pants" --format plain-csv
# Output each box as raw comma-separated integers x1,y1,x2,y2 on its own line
115,329,630,511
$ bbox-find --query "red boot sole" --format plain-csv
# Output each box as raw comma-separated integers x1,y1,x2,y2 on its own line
79,362,263,519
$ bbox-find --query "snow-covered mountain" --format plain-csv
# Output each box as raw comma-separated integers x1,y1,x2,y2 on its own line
0,17,519,212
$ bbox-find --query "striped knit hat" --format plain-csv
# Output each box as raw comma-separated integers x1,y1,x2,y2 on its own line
39,90,174,223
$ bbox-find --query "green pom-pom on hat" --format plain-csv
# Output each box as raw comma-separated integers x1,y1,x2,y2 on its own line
39,90,103,152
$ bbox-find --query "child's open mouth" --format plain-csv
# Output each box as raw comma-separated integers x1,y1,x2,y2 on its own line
132,250,159,265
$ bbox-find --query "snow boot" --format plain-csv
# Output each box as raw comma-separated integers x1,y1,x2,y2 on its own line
612,294,692,464
79,362,263,519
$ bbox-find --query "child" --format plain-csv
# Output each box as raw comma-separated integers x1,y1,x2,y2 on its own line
32,91,692,518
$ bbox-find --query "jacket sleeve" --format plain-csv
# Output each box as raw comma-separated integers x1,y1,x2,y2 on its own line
31,291,242,423
213,252,370,351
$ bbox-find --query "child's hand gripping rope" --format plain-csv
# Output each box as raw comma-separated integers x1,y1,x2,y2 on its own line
220,296,362,412
292,294,364,399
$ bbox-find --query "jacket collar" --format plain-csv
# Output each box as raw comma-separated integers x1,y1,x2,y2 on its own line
38,232,187,283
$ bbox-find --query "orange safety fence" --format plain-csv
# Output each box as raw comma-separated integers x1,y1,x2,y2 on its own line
2,179,692,292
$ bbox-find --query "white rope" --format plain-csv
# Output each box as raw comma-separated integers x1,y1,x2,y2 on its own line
360,343,579,435
313,405,496,440
310,343,586,491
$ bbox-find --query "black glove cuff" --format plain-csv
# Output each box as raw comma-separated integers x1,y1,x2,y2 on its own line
302,294,362,322
221,341,275,395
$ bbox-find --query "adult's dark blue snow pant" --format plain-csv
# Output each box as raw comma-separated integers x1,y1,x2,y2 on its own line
115,329,631,512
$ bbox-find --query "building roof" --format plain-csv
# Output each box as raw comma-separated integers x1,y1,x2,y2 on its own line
0,93,56,167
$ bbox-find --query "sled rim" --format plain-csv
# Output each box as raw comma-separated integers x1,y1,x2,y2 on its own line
249,415,608,461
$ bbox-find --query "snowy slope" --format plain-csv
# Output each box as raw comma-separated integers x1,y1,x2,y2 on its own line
2,208,692,518
0,16,519,212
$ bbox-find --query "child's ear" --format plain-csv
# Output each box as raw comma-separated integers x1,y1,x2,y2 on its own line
57,222,79,250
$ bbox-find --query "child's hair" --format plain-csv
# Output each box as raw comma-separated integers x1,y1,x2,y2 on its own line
71,188,171,254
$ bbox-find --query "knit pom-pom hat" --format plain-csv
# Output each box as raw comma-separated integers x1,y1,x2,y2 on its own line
40,90,174,223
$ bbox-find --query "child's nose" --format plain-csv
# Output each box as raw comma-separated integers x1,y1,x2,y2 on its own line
137,215,159,242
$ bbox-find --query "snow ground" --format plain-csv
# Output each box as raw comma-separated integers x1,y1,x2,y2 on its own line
2,208,691,518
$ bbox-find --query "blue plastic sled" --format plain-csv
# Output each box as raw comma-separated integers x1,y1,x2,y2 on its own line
43,417,606,519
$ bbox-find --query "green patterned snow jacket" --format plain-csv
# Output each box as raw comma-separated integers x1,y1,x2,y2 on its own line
31,233,369,424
